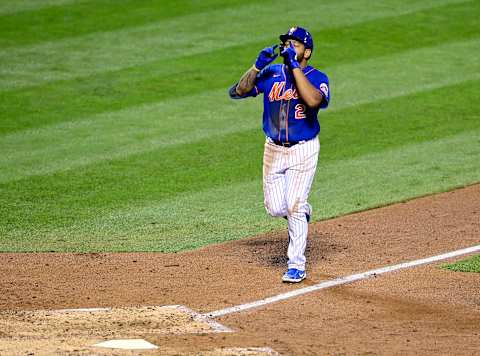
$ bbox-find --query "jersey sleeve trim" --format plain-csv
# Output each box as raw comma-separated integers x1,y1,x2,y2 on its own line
228,83,259,99
304,68,315,76
228,84,242,99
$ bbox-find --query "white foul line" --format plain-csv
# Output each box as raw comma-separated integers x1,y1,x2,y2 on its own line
53,307,111,313
205,244,480,318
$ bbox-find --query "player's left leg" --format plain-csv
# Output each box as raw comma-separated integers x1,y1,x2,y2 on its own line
284,137,320,274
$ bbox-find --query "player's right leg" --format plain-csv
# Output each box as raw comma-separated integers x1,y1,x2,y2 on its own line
284,137,320,275
263,139,287,217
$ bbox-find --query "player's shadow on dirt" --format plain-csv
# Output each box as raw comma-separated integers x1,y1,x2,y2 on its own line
239,230,344,267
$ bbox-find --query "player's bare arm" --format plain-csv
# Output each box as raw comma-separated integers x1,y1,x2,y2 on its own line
235,67,259,96
291,68,323,108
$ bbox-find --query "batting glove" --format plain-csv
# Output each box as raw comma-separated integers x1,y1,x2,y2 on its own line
280,43,300,70
254,45,279,71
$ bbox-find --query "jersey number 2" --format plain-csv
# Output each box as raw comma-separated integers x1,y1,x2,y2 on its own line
295,104,306,119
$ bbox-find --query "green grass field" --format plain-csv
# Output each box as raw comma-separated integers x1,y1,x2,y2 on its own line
442,255,480,273
1,0,479,252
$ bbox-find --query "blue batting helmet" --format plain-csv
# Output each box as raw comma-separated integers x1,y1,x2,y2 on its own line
279,26,314,50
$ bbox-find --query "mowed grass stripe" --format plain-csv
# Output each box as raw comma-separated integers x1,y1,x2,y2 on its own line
0,0,76,16
0,0,470,90
0,0,258,47
329,38,480,109
1,78,479,239
1,38,479,183
320,0,480,67
0,89,260,184
2,128,479,252
3,0,479,134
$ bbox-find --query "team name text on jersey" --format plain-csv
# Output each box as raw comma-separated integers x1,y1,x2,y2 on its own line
268,81,299,102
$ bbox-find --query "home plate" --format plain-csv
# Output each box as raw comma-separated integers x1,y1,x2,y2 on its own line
0,305,231,354
93,339,158,350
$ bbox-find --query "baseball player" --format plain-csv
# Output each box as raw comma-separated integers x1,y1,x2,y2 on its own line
229,26,330,283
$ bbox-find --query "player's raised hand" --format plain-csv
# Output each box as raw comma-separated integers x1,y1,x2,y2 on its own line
254,44,279,71
280,42,300,70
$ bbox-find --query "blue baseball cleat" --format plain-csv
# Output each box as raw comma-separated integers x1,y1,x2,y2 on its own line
282,268,306,283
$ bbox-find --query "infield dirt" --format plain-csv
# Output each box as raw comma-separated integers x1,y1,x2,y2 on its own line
1,185,479,355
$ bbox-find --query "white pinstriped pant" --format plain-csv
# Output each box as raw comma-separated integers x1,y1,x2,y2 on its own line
263,136,320,270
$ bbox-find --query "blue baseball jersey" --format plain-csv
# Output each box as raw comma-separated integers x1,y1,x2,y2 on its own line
229,64,330,142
